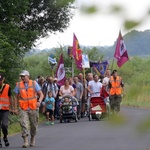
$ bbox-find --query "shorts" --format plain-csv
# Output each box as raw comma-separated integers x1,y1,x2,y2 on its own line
46,109,54,116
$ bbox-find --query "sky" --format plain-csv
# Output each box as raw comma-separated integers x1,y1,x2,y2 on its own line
35,0,150,50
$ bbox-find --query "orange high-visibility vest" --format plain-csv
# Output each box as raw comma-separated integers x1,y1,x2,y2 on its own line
0,84,10,110
17,80,37,110
109,76,122,95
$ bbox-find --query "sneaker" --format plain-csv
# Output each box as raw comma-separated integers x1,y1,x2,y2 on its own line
84,112,87,117
3,138,9,147
51,122,54,125
0,141,2,148
46,121,49,125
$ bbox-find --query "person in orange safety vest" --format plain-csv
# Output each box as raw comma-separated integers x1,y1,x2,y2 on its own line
0,73,13,148
108,70,124,114
14,70,44,148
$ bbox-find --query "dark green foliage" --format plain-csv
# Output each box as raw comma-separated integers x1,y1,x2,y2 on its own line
0,0,75,87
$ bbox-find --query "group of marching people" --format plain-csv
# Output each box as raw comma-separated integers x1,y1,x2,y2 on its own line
0,69,124,148
36,69,124,122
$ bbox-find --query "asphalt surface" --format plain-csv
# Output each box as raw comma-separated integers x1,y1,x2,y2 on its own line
3,106,150,150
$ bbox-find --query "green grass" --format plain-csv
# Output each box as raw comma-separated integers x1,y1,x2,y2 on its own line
122,84,150,108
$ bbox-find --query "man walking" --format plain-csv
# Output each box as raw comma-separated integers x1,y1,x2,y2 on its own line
108,70,124,114
73,76,83,119
14,70,44,148
0,73,13,148
87,74,102,97
87,74,102,111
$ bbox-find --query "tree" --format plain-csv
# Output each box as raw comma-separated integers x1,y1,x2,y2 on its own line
0,0,75,51
0,0,75,85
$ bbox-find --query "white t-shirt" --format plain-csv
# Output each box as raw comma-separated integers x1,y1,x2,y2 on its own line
88,80,102,96
102,77,110,91
60,85,74,96
103,77,109,85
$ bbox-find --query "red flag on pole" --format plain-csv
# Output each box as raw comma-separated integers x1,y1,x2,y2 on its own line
114,31,129,67
55,54,66,86
72,33,82,70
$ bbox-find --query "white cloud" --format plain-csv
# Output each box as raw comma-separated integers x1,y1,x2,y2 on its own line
35,0,150,50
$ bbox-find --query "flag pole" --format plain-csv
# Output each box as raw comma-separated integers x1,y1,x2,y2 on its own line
72,58,74,78
83,67,87,96
111,58,115,72
83,68,86,82
82,67,88,115
52,67,54,77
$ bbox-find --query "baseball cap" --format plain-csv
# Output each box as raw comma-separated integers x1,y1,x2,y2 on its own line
0,73,4,81
20,70,30,76
111,69,117,75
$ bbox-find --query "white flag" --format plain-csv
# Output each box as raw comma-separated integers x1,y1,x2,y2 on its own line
82,54,90,68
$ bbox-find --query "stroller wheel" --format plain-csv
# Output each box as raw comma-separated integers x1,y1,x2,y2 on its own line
78,115,80,120
75,115,78,122
89,114,92,121
60,116,62,123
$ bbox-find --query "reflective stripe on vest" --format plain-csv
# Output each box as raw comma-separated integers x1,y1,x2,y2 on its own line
17,80,37,110
109,76,122,95
0,84,10,110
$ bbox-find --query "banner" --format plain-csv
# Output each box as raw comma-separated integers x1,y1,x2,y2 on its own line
72,33,82,70
55,54,66,86
114,31,129,67
90,60,108,75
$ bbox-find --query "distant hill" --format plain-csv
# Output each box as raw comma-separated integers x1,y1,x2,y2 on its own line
124,30,150,56
27,30,150,58
98,30,150,59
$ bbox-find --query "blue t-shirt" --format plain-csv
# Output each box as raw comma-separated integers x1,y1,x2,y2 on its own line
14,81,41,94
45,97,55,110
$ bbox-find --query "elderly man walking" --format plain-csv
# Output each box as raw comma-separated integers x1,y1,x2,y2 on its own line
14,70,44,148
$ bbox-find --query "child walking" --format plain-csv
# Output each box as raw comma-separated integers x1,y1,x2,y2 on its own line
44,91,55,125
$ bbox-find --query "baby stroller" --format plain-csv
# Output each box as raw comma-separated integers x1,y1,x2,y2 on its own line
88,87,110,121
59,95,78,123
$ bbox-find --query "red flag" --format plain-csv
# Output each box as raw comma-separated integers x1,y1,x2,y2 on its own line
55,54,66,86
72,33,82,70
114,31,129,67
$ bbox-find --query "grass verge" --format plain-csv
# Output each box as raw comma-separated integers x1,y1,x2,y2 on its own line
8,113,46,136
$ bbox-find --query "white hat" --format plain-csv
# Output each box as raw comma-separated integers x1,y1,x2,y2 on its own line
20,70,30,76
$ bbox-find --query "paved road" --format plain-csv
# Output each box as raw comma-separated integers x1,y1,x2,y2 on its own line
5,107,150,150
